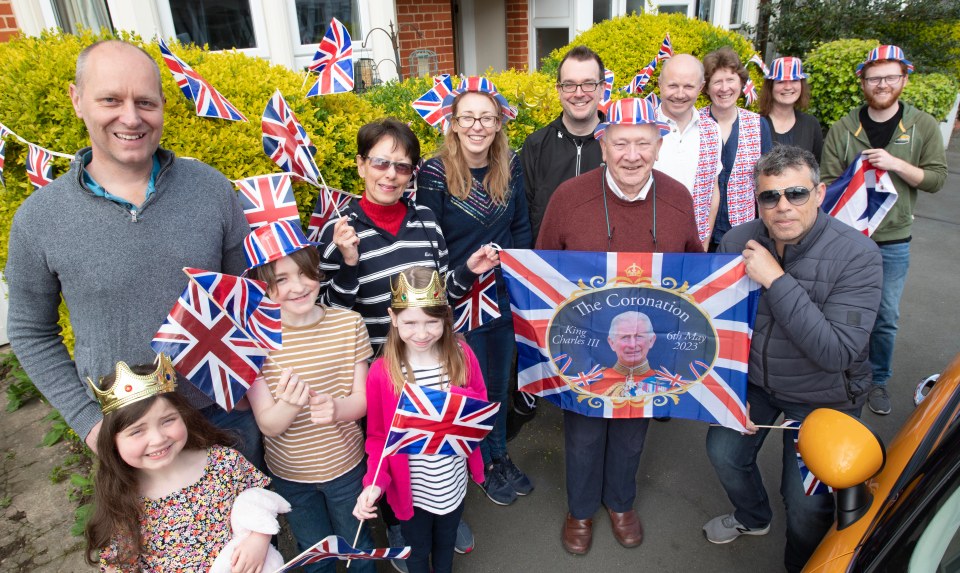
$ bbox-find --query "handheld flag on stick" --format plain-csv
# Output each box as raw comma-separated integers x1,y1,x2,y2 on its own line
235,174,300,231
0,123,10,186
306,186,355,242
307,17,355,96
157,37,247,122
262,90,322,186
822,153,897,237
601,68,615,106
748,54,770,77
783,420,834,495
271,535,411,573
742,78,758,106
453,270,501,333
384,384,500,457
412,74,455,131
625,58,658,94
657,33,673,62
25,143,54,190
186,268,283,351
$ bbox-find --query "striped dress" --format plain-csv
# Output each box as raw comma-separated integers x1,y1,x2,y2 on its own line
259,306,373,482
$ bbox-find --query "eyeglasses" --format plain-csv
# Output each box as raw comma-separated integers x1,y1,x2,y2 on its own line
364,156,415,176
863,74,905,87
756,186,813,209
557,81,602,93
454,115,499,128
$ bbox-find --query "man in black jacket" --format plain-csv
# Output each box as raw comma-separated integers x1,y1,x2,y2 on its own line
702,146,882,573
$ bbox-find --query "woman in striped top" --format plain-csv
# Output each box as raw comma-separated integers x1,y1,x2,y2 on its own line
244,221,376,573
354,267,488,573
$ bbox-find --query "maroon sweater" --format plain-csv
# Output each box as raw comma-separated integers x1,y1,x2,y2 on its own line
536,167,702,253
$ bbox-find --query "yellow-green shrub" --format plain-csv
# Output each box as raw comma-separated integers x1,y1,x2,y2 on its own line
541,14,763,110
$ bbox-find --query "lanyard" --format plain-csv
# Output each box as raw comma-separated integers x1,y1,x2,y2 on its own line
601,164,658,252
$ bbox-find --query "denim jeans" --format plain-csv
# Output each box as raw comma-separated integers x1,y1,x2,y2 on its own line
870,242,911,387
465,317,515,464
200,404,265,472
401,501,465,573
705,385,860,573
270,462,375,573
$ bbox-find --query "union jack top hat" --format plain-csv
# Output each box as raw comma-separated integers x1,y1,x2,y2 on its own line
244,220,319,270
442,76,518,123
766,57,807,81
594,98,669,139
856,45,914,77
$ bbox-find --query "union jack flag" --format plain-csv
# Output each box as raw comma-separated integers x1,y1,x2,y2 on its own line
748,54,771,77
742,78,758,106
307,18,354,96
783,420,834,495
262,90,322,186
500,250,760,430
157,37,247,122
644,92,661,109
602,68,615,106
822,153,897,237
412,74,455,131
273,535,411,572
624,58,657,94
453,270,501,333
185,268,282,352
657,33,673,62
383,383,499,457
151,278,269,411
0,123,10,186
235,174,299,231
306,186,356,242
25,143,54,190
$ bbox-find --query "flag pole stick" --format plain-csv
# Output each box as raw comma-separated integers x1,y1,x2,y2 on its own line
709,423,794,430
315,168,344,220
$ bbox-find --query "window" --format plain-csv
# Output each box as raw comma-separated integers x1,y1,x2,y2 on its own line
625,0,645,15
168,0,256,50
658,4,690,15
729,0,743,25
593,0,611,24
293,0,360,45
536,28,568,70
51,0,112,35
699,0,714,22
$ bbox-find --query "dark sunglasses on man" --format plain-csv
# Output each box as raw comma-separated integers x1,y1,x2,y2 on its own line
756,186,813,209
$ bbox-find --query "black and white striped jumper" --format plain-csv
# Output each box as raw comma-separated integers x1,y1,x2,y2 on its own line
406,365,468,515
317,198,477,354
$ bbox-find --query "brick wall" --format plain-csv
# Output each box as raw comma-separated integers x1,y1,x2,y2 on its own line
395,0,457,78
505,0,528,71
0,0,19,43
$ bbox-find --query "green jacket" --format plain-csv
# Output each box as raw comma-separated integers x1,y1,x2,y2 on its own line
820,103,947,242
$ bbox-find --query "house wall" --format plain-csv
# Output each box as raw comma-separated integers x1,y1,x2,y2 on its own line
506,0,529,70
1,0,20,41
396,0,456,77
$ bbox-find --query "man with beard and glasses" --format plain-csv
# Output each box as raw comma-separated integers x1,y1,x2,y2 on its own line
821,45,947,416
653,54,723,251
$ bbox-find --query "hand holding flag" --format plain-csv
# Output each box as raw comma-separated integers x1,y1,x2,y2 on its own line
822,153,897,236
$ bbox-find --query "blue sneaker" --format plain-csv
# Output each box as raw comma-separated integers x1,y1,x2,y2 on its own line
482,462,518,505
387,524,409,573
455,518,475,554
499,454,534,496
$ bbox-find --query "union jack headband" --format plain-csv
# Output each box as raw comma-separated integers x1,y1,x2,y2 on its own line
594,98,669,140
766,57,808,81
856,45,914,77
244,220,319,270
442,76,518,123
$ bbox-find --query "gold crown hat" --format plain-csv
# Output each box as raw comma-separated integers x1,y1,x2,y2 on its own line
87,354,178,415
390,270,448,309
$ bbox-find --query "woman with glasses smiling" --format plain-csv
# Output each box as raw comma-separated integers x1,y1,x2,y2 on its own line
417,77,534,508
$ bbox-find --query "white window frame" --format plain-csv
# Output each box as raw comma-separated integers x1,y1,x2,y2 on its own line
157,0,270,58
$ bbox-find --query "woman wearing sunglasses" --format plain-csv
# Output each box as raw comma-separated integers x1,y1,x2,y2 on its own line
417,78,534,507
758,57,823,163
700,47,773,252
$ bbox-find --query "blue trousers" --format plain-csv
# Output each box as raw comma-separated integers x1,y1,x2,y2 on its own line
201,404,265,472
870,242,910,387
705,385,860,573
401,501,465,573
270,462,374,573
465,317,515,464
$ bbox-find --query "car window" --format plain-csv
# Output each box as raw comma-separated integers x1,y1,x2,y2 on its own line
908,481,960,571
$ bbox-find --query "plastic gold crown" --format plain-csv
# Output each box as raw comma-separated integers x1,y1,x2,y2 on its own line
87,354,177,415
390,271,448,308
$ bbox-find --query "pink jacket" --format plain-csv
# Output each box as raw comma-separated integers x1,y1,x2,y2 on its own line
362,343,487,520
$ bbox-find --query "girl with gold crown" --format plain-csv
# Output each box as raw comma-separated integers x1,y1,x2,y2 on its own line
353,266,489,573
83,355,286,572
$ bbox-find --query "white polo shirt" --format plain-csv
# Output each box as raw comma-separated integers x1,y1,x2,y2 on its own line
654,106,722,195
605,168,654,202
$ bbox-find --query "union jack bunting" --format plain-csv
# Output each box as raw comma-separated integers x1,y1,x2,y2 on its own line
25,143,54,190
0,123,10,186
822,153,897,237
412,74,455,131
742,78,758,106
602,68,615,106
272,535,411,573
157,37,247,122
307,17,355,96
657,33,673,62
783,420,834,495
453,270,501,333
235,174,299,231
185,268,283,352
306,186,355,242
262,90,322,186
500,249,760,431
151,278,269,411
748,54,771,78
383,383,500,457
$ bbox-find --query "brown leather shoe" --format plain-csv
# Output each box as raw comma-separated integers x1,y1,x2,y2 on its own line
608,508,644,548
561,513,593,555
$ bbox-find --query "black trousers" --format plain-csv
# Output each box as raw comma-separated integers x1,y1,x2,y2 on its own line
563,409,650,519
400,500,466,573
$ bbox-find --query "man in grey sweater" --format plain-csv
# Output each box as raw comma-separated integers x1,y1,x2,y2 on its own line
4,40,262,468
701,146,882,572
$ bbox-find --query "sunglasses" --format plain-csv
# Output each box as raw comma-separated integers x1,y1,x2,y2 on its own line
364,156,415,176
756,186,813,209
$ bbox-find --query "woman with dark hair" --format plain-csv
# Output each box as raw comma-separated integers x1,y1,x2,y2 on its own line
758,57,823,162
700,47,773,250
417,78,533,507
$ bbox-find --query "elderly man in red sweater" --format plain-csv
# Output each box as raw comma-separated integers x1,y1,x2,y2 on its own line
537,97,702,555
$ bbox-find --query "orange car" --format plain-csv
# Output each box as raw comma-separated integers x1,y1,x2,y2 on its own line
801,352,960,572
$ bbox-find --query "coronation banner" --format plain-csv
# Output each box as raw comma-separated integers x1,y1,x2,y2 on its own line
500,250,760,432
